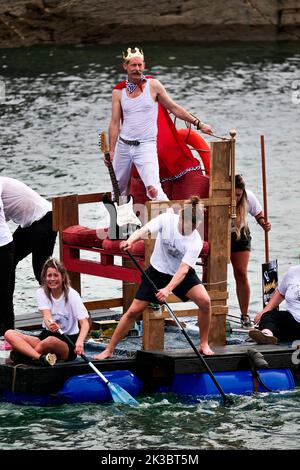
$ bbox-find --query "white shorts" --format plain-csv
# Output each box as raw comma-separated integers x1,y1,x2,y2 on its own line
113,139,169,201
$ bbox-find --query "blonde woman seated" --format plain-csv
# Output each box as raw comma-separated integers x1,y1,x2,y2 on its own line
5,258,90,366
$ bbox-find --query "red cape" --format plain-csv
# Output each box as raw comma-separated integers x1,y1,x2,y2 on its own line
114,78,201,181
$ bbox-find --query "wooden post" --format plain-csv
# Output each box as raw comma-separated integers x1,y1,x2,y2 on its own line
142,306,165,351
122,258,139,313
52,194,81,294
206,141,232,346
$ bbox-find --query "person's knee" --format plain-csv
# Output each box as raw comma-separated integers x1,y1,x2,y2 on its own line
126,306,143,321
196,295,211,313
39,336,57,350
234,268,248,283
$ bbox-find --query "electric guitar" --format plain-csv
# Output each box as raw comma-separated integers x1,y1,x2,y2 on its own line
100,132,141,240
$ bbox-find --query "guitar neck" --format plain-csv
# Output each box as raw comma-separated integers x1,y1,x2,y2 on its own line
105,153,121,200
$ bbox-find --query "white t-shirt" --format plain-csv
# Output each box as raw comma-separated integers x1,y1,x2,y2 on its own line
0,176,51,228
0,196,13,247
145,212,203,275
36,287,89,335
278,265,300,323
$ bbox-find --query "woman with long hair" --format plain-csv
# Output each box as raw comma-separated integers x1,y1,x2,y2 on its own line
231,175,271,327
5,257,90,366
95,195,214,359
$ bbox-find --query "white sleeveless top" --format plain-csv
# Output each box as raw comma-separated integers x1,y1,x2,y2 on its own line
120,80,158,142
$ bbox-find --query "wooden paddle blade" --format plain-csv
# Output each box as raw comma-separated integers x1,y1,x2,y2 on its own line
262,259,278,308
107,381,139,406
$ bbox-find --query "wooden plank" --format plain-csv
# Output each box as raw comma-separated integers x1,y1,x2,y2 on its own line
84,298,123,310
136,344,297,376
122,258,139,313
145,197,231,212
206,140,232,346
15,308,121,330
77,192,107,204
0,357,137,394
142,307,165,351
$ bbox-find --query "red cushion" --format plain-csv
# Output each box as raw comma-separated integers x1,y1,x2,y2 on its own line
62,225,107,248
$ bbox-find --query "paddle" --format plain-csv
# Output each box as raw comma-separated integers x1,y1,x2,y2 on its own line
260,135,278,308
126,250,233,406
51,323,139,406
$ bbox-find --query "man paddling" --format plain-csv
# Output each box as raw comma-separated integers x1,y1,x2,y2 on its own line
107,46,213,201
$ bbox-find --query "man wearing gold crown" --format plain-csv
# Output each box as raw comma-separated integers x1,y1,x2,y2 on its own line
108,47,213,201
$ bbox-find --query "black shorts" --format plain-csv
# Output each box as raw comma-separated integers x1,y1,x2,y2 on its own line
38,329,79,361
135,265,202,303
231,228,252,253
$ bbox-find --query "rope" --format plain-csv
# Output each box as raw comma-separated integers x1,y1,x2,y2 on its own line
201,279,227,286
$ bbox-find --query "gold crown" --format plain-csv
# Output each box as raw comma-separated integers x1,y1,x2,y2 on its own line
122,47,144,62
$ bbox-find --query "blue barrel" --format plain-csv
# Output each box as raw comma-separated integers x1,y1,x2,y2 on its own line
57,369,143,404
171,369,295,397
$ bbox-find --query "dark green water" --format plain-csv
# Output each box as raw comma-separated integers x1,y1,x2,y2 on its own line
0,42,300,449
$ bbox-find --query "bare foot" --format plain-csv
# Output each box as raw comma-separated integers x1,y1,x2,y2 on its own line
199,344,215,356
94,349,113,360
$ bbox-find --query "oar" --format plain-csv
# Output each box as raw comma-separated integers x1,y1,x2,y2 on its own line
126,251,234,406
52,323,139,406
260,135,278,308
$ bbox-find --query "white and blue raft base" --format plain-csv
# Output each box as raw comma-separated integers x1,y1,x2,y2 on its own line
1,367,295,406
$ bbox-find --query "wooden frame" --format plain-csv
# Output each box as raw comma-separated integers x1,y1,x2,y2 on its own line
52,139,234,349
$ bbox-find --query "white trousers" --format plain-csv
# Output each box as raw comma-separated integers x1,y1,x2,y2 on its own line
113,140,169,201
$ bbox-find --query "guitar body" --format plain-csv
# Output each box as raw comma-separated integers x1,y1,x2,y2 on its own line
100,131,141,240
103,194,141,240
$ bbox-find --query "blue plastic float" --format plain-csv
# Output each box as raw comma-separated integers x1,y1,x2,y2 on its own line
58,369,143,404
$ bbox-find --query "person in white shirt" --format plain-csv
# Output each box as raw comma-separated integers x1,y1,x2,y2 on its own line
249,265,300,345
231,175,271,327
94,196,214,360
0,176,57,334
5,258,90,366
107,47,213,201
